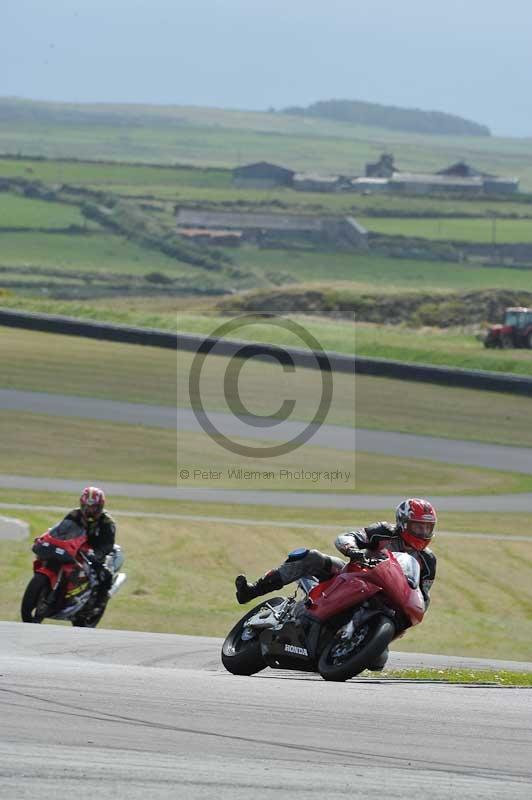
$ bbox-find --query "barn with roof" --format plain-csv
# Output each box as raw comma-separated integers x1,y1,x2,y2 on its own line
232,162,295,188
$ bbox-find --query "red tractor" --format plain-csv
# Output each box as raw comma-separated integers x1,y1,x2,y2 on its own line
484,307,532,349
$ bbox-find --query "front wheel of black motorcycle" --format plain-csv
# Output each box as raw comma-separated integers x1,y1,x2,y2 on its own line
318,614,395,682
221,597,285,676
71,603,107,628
21,573,51,623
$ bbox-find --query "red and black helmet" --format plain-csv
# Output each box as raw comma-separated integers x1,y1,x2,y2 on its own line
80,486,106,523
395,498,437,551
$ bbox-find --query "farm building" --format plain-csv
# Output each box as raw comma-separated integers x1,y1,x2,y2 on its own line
437,161,486,178
293,173,351,192
350,177,390,193
177,228,242,246
388,172,485,196
360,155,520,195
482,177,520,194
437,161,519,194
176,208,368,249
232,161,295,188
365,153,395,178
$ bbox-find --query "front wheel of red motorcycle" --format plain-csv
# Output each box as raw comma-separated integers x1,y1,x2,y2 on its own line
318,615,395,682
21,573,51,623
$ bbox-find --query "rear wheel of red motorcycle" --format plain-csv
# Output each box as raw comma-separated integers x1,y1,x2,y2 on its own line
21,573,51,623
221,597,285,676
318,615,395,682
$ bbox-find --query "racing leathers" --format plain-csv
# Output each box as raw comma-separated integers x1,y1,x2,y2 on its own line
336,522,437,609
236,521,436,610
63,509,117,599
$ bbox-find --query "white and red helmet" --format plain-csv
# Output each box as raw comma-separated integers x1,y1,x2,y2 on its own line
80,486,106,522
395,498,437,550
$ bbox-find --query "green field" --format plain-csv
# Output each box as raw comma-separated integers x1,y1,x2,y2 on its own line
0,192,89,228
1,101,532,189
360,215,532,243
0,230,193,276
2,157,532,218
8,226,532,291
226,247,532,290
1,495,531,659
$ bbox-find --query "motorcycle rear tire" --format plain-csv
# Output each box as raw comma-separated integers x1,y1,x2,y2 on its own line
318,614,395,682
221,597,285,676
21,573,51,623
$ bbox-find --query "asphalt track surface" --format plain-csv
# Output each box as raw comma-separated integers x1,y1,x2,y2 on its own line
1,623,531,799
3,388,532,472
2,388,532,511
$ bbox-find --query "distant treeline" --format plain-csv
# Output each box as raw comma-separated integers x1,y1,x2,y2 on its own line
281,99,491,137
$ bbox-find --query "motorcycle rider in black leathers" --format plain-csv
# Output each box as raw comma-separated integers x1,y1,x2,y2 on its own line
235,498,437,671
63,486,117,605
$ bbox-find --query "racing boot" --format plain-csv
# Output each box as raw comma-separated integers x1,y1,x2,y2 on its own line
235,570,283,604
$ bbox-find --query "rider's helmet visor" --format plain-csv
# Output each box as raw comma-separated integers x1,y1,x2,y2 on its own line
408,521,434,539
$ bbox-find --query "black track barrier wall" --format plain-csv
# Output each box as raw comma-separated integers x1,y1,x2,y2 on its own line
1,307,532,397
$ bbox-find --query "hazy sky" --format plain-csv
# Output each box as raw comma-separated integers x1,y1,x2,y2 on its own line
3,0,531,136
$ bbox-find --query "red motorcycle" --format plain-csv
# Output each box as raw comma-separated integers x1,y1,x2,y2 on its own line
21,518,126,628
222,550,425,681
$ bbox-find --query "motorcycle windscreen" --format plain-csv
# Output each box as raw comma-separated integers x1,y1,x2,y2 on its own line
33,519,87,562
47,519,85,541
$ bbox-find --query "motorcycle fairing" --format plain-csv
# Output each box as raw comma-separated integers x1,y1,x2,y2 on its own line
30,521,95,620
306,572,382,622
50,586,93,619
306,551,424,627
259,619,316,671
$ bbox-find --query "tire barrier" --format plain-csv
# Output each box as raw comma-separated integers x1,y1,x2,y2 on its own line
2,307,532,396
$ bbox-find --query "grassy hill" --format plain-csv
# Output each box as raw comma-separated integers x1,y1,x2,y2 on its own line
1,97,532,189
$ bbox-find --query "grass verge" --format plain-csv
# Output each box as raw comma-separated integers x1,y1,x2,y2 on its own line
373,669,532,685
2,410,529,495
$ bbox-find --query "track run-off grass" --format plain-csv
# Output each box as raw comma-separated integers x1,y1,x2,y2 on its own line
375,669,532,685
1,496,531,660
1,410,528,496
2,326,532,447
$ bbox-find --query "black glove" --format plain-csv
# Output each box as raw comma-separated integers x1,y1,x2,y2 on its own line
344,547,366,563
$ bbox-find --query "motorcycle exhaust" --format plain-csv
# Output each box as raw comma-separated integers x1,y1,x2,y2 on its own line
108,572,127,598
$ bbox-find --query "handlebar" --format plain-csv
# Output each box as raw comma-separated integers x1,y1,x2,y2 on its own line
349,550,388,567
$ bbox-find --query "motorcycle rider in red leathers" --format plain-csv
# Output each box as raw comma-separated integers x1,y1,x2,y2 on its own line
63,487,123,606
235,498,437,671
